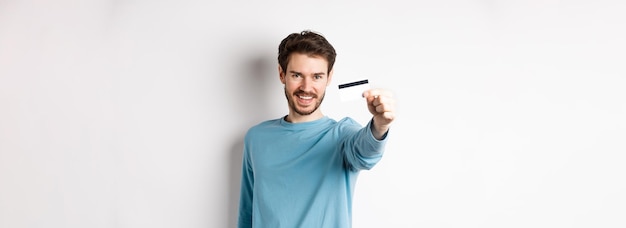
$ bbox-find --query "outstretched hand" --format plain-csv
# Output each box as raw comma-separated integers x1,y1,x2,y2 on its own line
362,89,396,140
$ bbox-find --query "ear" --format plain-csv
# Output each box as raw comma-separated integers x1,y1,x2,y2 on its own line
326,68,334,86
278,65,286,84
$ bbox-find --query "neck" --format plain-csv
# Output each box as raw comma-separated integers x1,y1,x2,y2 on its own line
284,111,324,123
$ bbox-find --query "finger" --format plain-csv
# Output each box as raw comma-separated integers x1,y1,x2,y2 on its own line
375,104,386,113
374,111,395,126
372,95,383,107
362,88,393,99
374,95,396,109
375,102,395,113
367,91,394,108
382,111,395,122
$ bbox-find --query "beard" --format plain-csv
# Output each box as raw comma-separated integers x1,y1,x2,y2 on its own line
284,87,325,116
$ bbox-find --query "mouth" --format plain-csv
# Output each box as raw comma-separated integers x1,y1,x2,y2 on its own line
295,93,316,105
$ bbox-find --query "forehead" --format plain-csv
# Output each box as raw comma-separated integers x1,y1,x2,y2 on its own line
287,53,329,73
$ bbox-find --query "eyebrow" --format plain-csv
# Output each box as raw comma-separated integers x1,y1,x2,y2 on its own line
289,70,326,76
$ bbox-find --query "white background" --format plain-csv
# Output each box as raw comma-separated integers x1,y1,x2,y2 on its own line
1,0,625,227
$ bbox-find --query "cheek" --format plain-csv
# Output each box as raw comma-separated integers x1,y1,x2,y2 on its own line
284,82,298,92
317,83,329,92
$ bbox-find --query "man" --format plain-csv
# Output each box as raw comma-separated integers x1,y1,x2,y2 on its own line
237,30,396,228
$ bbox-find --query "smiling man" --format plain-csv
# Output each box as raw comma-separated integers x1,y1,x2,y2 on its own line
237,30,396,228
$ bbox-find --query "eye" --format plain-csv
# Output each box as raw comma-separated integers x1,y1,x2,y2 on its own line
314,75,323,80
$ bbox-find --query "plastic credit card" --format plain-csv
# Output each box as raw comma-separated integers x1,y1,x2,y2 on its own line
338,79,369,102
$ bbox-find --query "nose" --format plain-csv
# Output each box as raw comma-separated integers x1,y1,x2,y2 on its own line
299,77,314,92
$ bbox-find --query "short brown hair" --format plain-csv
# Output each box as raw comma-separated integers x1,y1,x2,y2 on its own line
278,30,337,74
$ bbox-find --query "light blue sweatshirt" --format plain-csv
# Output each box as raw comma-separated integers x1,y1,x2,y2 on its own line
237,116,388,228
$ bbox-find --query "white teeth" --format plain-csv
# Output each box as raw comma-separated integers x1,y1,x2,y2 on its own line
299,96,313,99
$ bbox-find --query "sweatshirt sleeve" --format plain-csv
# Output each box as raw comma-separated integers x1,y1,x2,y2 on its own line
237,142,254,228
341,118,388,171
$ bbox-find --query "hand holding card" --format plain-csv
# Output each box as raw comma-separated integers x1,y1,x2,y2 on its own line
363,87,396,140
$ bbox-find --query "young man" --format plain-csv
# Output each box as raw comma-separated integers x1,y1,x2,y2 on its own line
237,30,396,228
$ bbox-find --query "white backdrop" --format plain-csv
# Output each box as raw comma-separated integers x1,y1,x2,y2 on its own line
1,1,625,227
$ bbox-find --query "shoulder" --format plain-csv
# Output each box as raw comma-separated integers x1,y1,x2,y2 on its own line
332,117,364,135
245,118,281,138
336,117,362,128
249,118,280,130
337,116,356,123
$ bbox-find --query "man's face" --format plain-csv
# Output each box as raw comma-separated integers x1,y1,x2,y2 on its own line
280,53,332,117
